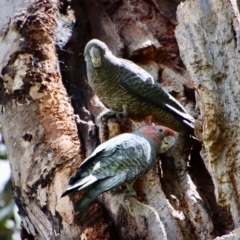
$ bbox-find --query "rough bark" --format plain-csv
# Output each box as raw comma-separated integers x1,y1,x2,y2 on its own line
0,0,239,239
0,0,84,239
176,0,240,236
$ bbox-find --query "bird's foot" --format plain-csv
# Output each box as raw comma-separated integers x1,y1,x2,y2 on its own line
101,105,128,124
74,114,81,124
124,190,137,199
144,115,154,126
101,109,118,123
110,187,123,195
123,182,137,201
115,111,126,122
110,183,137,200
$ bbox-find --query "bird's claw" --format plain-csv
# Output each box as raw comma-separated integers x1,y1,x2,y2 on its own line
116,111,126,122
100,105,128,125
123,191,137,202
110,187,123,195
74,114,81,124
100,110,118,124
123,182,137,201
124,190,137,198
110,184,136,200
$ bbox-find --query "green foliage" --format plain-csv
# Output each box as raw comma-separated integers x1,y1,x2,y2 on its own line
0,133,20,240
0,141,7,159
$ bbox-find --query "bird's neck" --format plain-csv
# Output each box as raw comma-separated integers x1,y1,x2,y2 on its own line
134,132,159,154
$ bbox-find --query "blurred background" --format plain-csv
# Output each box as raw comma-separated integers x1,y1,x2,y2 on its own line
0,127,21,240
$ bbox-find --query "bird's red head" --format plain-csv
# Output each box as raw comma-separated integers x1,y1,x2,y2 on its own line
139,125,176,145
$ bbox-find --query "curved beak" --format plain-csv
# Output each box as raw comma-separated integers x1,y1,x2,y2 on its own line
89,46,102,68
159,135,176,153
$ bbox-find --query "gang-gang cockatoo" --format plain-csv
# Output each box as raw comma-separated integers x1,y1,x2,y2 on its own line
61,125,176,210
84,39,194,133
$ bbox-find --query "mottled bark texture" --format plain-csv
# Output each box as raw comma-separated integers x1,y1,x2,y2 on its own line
0,0,238,239
176,0,240,237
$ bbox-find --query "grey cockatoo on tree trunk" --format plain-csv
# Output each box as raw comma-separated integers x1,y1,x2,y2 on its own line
84,39,195,133
61,125,176,210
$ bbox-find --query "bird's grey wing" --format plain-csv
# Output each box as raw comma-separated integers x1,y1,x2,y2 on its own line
66,135,149,198
68,147,118,186
68,134,140,185
89,135,151,177
74,137,153,211
119,59,195,125
78,133,135,170
75,173,126,211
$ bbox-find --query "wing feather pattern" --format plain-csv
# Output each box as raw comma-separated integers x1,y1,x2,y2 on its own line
119,59,194,128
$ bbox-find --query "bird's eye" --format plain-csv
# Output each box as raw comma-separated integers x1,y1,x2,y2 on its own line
158,129,163,132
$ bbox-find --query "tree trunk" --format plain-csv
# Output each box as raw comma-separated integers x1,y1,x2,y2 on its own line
0,0,239,239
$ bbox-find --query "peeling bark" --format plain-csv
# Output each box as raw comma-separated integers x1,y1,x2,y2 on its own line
176,0,240,235
0,0,239,239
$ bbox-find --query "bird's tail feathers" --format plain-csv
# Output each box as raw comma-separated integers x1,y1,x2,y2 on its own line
183,119,195,129
61,175,98,198
165,104,195,127
75,173,126,211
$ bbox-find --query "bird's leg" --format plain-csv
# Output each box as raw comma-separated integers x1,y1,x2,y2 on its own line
110,186,123,195
123,181,137,200
74,114,81,124
110,181,136,199
100,105,128,124
145,115,154,125
116,104,128,122
100,109,118,123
